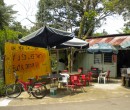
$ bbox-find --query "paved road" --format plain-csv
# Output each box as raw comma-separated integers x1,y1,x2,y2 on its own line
0,96,130,110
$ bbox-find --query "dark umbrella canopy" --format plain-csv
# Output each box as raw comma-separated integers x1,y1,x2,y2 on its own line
87,42,118,54
19,26,74,48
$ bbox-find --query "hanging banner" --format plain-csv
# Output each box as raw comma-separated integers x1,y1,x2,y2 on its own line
4,42,51,84
113,55,117,63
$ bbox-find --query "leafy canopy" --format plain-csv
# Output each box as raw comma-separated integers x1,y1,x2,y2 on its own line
0,0,16,30
36,0,123,39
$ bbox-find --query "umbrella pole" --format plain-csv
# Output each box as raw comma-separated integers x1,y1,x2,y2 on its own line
56,49,59,74
68,47,72,73
102,53,104,72
47,46,52,73
70,47,73,73
47,46,51,56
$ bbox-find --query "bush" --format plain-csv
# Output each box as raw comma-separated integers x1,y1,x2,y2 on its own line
0,78,5,97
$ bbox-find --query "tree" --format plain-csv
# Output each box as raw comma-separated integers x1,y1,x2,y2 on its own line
76,0,121,39
36,0,77,31
112,0,130,34
0,29,21,54
9,21,29,37
0,1,30,54
0,0,16,30
93,29,108,37
118,0,130,29
0,0,19,55
122,25,130,34
0,21,30,55
36,0,122,39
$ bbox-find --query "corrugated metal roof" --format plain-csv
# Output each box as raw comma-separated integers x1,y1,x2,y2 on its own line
86,35,130,47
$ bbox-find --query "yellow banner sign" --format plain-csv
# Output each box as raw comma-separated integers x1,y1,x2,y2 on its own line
5,42,51,84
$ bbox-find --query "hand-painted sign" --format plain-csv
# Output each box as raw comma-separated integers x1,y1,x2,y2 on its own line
5,42,51,84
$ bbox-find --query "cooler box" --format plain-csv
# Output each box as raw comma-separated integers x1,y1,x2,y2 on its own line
50,87,57,95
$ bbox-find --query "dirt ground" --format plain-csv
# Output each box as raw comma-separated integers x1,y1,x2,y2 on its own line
4,79,130,106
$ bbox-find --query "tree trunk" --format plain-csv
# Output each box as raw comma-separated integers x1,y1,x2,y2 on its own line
78,15,85,39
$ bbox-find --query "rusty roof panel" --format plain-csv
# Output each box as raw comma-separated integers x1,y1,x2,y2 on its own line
104,37,114,44
86,36,130,46
110,37,126,46
120,36,130,44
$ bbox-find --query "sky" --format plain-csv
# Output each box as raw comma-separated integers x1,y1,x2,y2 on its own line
4,0,125,34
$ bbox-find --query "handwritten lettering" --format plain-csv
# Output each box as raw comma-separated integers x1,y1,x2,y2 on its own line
12,53,45,61
12,54,15,61
19,46,24,50
11,46,16,50
12,62,41,71
5,43,51,85
21,54,26,60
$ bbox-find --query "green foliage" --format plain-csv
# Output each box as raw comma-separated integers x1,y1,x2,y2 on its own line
117,0,130,28
93,31,108,37
0,78,5,97
103,0,120,12
36,0,77,30
9,21,29,37
36,0,124,39
0,29,21,54
0,29,20,41
0,0,16,30
84,10,98,19
0,1,24,55
78,0,122,38
122,26,130,34
0,21,29,55
51,54,57,71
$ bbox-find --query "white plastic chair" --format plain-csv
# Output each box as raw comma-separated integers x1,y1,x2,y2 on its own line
58,73,70,88
98,71,110,84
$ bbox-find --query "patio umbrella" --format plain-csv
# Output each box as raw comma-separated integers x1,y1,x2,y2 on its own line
55,38,88,73
87,42,118,72
56,37,89,49
87,42,118,54
19,26,75,48
120,40,130,48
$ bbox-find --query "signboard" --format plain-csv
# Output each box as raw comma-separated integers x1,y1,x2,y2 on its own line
5,42,51,84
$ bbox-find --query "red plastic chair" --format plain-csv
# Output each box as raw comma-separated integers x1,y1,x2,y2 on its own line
91,67,99,78
87,72,92,82
81,72,92,86
80,74,87,86
106,70,111,82
66,75,85,93
78,67,83,74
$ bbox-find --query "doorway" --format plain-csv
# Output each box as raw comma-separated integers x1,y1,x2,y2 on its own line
117,50,130,77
